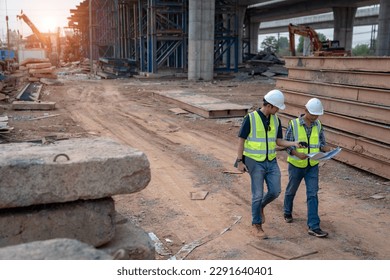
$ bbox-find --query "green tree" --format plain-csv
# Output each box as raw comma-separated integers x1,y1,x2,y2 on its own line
352,43,371,56
278,37,289,49
296,32,327,54
261,36,278,52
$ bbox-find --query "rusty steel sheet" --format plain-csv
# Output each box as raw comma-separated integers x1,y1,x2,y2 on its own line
281,112,390,162
276,77,390,107
287,67,390,90
154,90,250,118
282,90,389,125
284,57,390,73
281,103,390,145
332,149,390,180
325,128,390,163
279,114,390,180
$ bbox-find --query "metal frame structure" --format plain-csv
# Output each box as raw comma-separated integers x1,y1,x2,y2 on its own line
68,0,242,73
137,0,188,73
214,0,239,72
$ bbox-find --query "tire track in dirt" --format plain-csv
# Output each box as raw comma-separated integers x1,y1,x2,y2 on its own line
61,79,389,260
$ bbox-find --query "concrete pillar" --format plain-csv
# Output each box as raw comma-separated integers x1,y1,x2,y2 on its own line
237,7,247,64
333,7,357,51
303,37,310,56
250,21,260,54
188,0,215,81
377,0,390,56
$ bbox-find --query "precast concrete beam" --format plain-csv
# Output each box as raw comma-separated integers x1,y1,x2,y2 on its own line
0,238,113,260
0,137,151,209
0,198,116,248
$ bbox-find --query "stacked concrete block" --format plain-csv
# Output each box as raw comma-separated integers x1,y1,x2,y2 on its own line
0,137,154,259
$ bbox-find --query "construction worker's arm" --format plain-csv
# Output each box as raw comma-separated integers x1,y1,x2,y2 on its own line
276,138,301,148
235,137,248,172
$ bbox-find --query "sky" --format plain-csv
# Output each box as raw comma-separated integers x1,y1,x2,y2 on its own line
1,0,375,48
0,0,81,40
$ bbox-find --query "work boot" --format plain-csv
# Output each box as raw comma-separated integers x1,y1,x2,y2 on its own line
251,224,268,239
284,213,293,223
308,228,328,238
261,208,266,224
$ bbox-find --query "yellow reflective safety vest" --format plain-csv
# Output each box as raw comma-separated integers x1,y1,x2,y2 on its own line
243,111,279,162
287,118,321,168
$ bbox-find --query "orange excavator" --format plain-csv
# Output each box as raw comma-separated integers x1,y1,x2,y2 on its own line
288,23,350,56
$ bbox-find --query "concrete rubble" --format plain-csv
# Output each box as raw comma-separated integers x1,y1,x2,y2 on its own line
0,137,155,259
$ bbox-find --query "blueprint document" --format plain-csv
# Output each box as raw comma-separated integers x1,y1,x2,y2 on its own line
307,147,342,161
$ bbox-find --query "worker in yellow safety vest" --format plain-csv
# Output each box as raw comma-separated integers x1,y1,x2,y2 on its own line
236,89,301,239
283,98,334,238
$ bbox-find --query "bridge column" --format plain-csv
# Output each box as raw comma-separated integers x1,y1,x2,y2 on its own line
188,0,215,81
237,7,246,64
333,7,357,51
377,0,390,55
250,21,260,54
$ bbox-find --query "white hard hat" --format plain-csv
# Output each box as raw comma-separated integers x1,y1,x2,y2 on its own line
264,89,286,110
305,98,324,115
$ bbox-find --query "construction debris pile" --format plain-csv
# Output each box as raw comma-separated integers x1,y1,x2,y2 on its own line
0,137,155,260
276,56,390,180
244,51,288,78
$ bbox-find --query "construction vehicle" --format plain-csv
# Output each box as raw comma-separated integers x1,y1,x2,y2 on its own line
288,23,350,56
16,11,59,65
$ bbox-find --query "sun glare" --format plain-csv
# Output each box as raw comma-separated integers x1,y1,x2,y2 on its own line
39,16,59,33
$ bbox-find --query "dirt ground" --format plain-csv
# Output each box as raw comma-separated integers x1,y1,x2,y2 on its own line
1,70,389,260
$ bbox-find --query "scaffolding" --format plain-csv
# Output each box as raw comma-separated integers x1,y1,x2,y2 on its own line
68,0,241,74
215,0,239,72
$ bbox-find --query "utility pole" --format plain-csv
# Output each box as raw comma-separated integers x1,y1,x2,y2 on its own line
89,0,93,74
6,0,10,48
6,15,10,48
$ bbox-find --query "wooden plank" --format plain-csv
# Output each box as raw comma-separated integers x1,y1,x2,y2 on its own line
287,67,390,89
250,239,318,260
279,114,390,162
282,90,389,125
276,77,390,107
26,62,52,69
11,101,56,110
155,91,250,119
281,103,390,145
284,56,390,73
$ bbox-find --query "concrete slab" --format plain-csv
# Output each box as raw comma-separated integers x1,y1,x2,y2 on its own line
0,137,151,209
0,198,115,248
155,90,250,118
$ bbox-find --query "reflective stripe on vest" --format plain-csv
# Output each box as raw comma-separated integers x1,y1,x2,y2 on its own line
243,111,278,162
287,118,321,168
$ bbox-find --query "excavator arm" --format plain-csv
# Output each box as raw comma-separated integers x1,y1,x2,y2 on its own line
288,23,321,56
17,11,52,53
288,23,350,56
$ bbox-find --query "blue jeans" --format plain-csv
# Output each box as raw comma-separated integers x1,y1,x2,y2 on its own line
245,157,281,224
283,163,320,230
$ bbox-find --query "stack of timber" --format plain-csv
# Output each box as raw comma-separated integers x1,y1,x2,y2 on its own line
276,56,390,180
19,58,57,82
